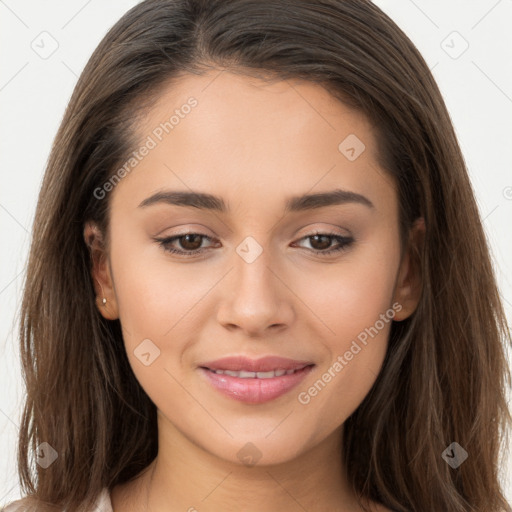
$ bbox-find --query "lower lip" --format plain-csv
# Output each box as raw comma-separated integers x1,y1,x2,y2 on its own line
199,365,315,404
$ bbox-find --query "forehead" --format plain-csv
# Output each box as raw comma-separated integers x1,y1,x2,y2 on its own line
111,69,396,216
138,69,379,157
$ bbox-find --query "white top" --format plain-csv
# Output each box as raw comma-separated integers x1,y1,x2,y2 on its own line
93,487,113,511
2,487,113,512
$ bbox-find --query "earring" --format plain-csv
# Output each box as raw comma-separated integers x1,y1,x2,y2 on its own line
96,278,107,307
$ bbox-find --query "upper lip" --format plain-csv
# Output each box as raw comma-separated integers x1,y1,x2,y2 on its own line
199,356,314,372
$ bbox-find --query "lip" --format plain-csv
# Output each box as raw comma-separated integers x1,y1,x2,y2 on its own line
198,356,315,404
198,355,314,372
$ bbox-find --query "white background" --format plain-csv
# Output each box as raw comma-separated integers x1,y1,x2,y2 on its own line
1,0,511,505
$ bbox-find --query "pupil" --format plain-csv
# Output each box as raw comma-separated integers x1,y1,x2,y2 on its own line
311,235,330,250
181,234,201,250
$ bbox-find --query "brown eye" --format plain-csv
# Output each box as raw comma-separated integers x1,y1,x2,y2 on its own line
308,234,333,251
155,233,216,256
294,232,354,256
176,234,204,251
155,231,353,259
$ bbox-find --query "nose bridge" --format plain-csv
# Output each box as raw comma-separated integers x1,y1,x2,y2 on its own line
216,234,291,333
232,234,278,304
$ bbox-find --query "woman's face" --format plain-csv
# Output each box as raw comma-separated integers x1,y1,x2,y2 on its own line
89,70,419,466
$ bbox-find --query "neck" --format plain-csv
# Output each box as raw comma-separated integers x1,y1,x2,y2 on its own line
113,412,369,512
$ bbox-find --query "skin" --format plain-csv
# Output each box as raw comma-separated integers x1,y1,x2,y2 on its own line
84,69,424,512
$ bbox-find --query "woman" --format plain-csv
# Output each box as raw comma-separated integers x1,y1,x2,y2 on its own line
4,0,511,511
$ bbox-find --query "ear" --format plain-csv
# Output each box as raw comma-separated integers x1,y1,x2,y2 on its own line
83,221,119,320
392,217,425,321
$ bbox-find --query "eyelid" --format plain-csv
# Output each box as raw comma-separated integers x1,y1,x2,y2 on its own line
156,222,351,241
154,224,215,238
295,223,352,238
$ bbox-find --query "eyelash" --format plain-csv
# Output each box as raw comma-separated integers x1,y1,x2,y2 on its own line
154,231,354,258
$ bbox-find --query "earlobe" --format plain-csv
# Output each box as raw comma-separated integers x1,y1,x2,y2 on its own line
392,217,425,322
83,221,119,320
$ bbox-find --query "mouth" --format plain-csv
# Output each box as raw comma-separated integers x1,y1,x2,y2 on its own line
198,361,316,404
201,365,312,379
198,355,315,373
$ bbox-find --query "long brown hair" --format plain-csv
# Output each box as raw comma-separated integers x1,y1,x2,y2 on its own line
6,1,511,511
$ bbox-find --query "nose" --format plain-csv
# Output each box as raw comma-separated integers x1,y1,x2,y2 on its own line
216,243,294,337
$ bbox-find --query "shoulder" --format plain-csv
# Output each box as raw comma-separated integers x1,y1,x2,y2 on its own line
1,488,113,512
2,496,38,511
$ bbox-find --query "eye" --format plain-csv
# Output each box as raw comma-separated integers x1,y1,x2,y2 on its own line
154,233,217,256
154,230,354,258
292,231,354,256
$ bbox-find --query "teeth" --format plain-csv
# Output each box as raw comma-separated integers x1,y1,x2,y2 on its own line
211,368,302,378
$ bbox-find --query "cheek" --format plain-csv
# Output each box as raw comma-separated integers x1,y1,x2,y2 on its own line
109,228,228,400
294,237,399,424
110,227,205,336
297,235,400,341
109,242,198,398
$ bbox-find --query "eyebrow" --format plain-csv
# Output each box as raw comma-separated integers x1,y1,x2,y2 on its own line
138,188,374,213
